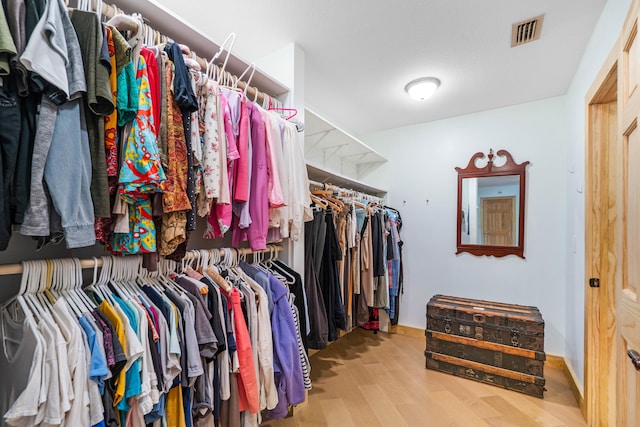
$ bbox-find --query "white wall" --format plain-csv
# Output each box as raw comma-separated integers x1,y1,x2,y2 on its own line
361,96,569,356
564,0,632,388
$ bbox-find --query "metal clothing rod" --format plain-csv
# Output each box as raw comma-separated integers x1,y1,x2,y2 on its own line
72,0,274,105
0,245,283,277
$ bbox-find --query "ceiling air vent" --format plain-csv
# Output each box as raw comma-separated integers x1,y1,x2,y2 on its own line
511,15,544,47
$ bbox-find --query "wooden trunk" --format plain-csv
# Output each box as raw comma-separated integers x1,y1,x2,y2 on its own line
425,294,546,398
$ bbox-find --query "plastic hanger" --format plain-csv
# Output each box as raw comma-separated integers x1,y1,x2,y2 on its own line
90,256,109,304
208,33,236,84
204,250,232,293
235,62,256,96
68,258,93,315
146,24,155,47
5,261,35,321
265,248,295,285
60,259,84,318
256,248,289,284
98,257,116,304
107,14,142,48
267,96,296,119
269,106,298,121
23,261,46,319
87,257,100,292
74,258,96,310
124,257,142,298
41,259,56,305
117,257,135,299
2,261,33,331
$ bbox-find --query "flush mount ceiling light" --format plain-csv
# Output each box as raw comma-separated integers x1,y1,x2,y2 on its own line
405,77,441,101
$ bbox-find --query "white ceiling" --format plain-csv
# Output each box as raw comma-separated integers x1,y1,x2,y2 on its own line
154,0,607,136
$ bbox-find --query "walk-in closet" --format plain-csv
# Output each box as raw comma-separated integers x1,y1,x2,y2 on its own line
0,0,637,426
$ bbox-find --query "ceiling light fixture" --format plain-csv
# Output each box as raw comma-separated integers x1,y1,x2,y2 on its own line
405,77,441,101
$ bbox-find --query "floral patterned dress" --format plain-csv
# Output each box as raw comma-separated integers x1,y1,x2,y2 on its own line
111,55,166,254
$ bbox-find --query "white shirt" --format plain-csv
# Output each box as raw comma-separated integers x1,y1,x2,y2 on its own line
53,298,90,427
128,300,156,414
1,301,44,427
112,300,144,370
281,122,312,240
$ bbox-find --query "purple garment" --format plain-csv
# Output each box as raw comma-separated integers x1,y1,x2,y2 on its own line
92,309,116,368
232,102,269,250
220,88,241,138
265,274,305,419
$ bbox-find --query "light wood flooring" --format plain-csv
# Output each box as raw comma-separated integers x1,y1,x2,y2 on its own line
261,328,586,427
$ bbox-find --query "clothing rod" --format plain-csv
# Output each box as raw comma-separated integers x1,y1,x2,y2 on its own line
0,245,283,276
309,179,384,203
76,0,273,105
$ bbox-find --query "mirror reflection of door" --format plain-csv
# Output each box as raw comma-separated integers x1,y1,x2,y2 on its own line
456,149,528,257
461,175,520,246
480,196,516,246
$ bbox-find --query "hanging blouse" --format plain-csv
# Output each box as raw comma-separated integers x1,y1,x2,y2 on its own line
112,55,165,255
161,60,191,213
264,111,286,209
196,78,222,214
117,55,165,196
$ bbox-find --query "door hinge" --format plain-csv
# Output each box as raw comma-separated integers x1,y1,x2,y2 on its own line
589,278,600,288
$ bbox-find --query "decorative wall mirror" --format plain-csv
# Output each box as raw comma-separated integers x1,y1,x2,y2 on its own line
456,149,529,258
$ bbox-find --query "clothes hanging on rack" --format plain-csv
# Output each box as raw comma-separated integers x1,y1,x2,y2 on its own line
1,246,310,427
303,211,329,349
0,2,312,258
304,183,404,344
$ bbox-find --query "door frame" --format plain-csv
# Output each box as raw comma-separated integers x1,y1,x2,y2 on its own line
584,10,627,426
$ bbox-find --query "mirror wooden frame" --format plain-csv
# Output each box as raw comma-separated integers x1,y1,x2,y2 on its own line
456,149,529,258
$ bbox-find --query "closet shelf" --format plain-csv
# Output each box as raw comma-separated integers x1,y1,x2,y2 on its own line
306,163,387,198
110,0,289,97
304,108,387,180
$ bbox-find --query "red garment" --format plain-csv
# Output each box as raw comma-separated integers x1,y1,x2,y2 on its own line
140,48,160,137
225,288,259,414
